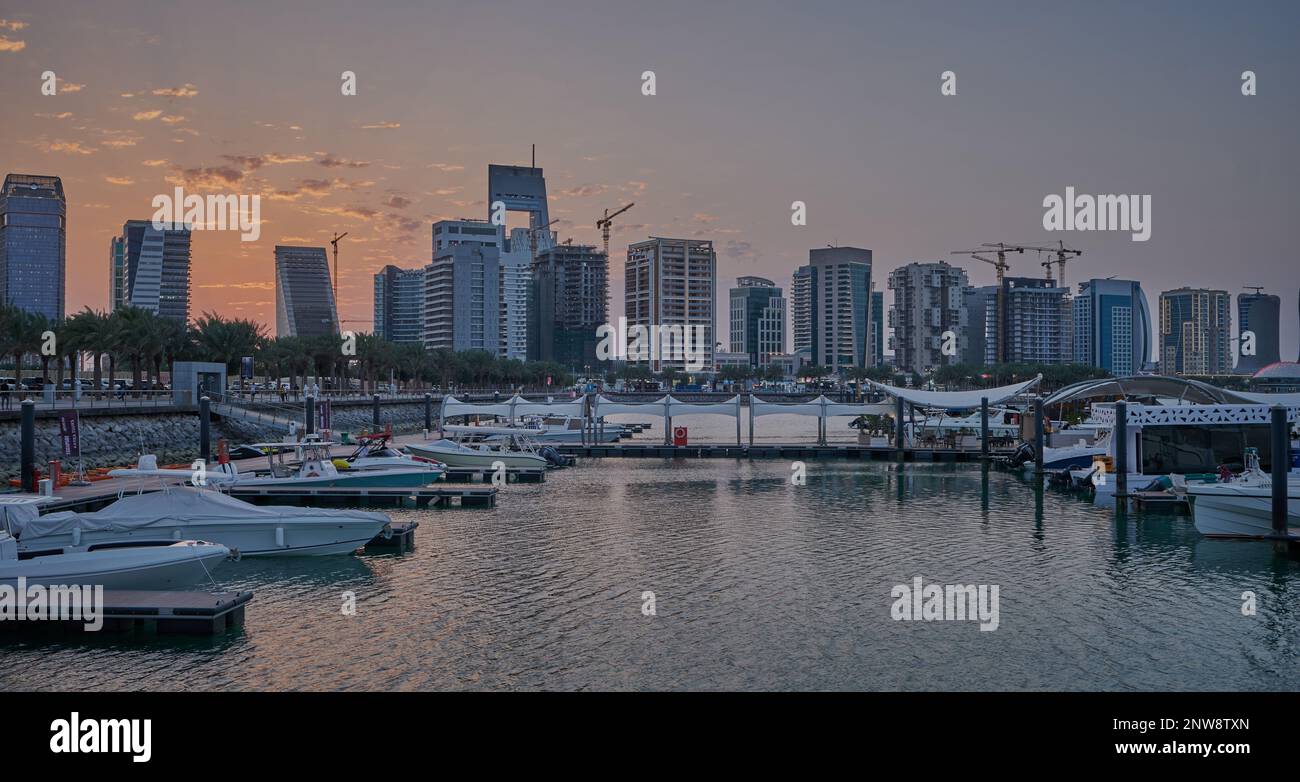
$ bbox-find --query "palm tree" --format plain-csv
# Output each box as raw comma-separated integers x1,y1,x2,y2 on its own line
191,311,264,374
62,309,106,391
1,305,46,388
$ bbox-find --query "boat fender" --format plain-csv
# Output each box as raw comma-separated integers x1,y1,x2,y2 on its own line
275,526,286,548
382,524,393,540
229,547,242,562
72,526,81,547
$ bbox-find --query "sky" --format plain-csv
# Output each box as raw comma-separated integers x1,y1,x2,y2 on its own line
2,0,1297,359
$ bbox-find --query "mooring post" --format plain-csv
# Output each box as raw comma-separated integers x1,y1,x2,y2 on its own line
199,396,211,461
980,396,990,460
1033,397,1045,476
20,399,35,493
305,395,315,436
372,393,380,428
748,393,755,447
895,395,905,458
1272,405,1288,535
424,393,432,435
1114,400,1128,499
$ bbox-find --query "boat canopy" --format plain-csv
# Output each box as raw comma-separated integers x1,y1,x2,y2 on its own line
1040,374,1300,408
440,394,586,422
866,376,1041,410
10,486,387,540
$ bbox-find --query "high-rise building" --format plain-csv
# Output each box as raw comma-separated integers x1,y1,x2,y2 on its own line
729,276,785,367
984,277,1072,365
423,220,502,354
528,243,608,369
887,261,969,376
0,174,66,320
1072,278,1151,376
1158,288,1231,375
108,235,128,311
1234,290,1280,374
373,265,425,343
115,219,192,322
625,237,716,373
871,290,884,368
499,228,533,361
487,164,552,245
274,245,339,338
961,285,997,366
791,247,872,372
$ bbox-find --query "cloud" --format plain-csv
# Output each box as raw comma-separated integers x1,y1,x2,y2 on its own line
167,165,245,190
692,212,720,224
0,19,28,30
132,109,163,121
317,154,370,169
221,152,313,172
361,121,400,130
99,130,142,148
427,187,461,196
427,162,465,172
142,159,168,167
554,183,609,198
34,112,73,120
724,240,757,261
152,84,198,98
160,115,186,124
197,281,274,290
104,176,134,186
0,35,26,52
385,195,412,209
37,139,96,155
58,81,85,93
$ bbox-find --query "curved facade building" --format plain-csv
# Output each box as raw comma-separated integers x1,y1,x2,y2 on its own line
1234,291,1280,374
1073,278,1152,375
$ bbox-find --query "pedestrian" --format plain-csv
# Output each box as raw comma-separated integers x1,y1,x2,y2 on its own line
312,381,320,399
251,382,258,402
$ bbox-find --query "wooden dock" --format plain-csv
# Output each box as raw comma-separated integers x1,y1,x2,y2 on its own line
557,443,1010,462
0,590,252,636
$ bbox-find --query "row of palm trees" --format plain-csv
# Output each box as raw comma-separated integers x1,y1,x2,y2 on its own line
0,305,575,394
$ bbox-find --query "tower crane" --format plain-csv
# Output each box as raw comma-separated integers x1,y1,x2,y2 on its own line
596,203,635,260
528,218,560,262
952,243,1029,364
1020,240,1082,286
329,231,349,302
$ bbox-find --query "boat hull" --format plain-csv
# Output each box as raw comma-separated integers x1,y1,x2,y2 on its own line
1190,487,1300,538
0,542,229,589
406,442,548,469
21,520,387,558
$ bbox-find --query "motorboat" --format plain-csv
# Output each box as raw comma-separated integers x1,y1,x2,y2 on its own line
406,426,550,469
336,434,446,477
519,414,623,443
0,500,231,588
6,485,391,557
1189,450,1300,538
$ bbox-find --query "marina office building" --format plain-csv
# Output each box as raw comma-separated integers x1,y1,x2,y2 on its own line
0,173,66,321
274,245,339,338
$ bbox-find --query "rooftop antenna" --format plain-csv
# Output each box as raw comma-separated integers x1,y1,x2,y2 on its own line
1244,286,1265,294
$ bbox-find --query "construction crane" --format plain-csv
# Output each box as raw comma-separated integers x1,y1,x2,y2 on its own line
1020,240,1082,286
527,218,560,262
952,243,1029,364
596,203,635,260
329,231,349,301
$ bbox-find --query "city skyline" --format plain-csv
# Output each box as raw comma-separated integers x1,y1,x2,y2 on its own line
2,1,1298,359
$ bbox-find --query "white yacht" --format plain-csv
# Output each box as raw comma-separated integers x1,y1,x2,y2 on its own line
406,426,550,469
519,415,623,443
9,485,392,557
1188,450,1300,538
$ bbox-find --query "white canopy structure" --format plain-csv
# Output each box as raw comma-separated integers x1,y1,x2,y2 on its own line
748,395,897,445
439,394,585,427
593,395,743,444
865,376,1041,410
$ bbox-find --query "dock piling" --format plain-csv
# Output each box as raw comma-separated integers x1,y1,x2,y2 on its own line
1033,397,1044,476
372,393,380,428
20,399,35,492
895,395,905,460
305,395,315,436
424,393,432,434
1114,400,1128,499
1272,405,1288,534
980,396,989,461
199,396,211,461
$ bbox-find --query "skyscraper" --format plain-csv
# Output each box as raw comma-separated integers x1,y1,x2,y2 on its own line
423,220,502,354
486,163,551,245
1158,288,1231,375
108,235,128,312
871,289,884,368
114,219,192,322
729,276,786,367
0,174,66,320
528,243,609,369
274,245,339,338
625,237,716,373
1234,290,1280,374
887,261,969,375
1072,278,1152,375
499,228,533,361
373,265,425,343
985,277,1072,365
791,247,872,372
961,285,997,366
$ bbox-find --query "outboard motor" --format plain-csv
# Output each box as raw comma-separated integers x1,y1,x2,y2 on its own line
538,446,574,467
1007,441,1035,468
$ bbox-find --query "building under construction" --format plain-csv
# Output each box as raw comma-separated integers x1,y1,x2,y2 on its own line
527,242,608,370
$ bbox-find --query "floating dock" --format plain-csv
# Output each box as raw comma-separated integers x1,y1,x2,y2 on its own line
0,590,252,636
558,443,1010,462
441,466,546,483
227,484,495,508
365,520,418,552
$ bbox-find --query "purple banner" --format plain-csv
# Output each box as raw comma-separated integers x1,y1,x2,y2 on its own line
319,400,331,429
58,411,79,457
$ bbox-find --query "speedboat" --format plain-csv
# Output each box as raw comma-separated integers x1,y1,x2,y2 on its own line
519,415,623,443
6,485,391,557
0,504,230,589
337,434,446,477
406,426,549,469
1189,450,1300,538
